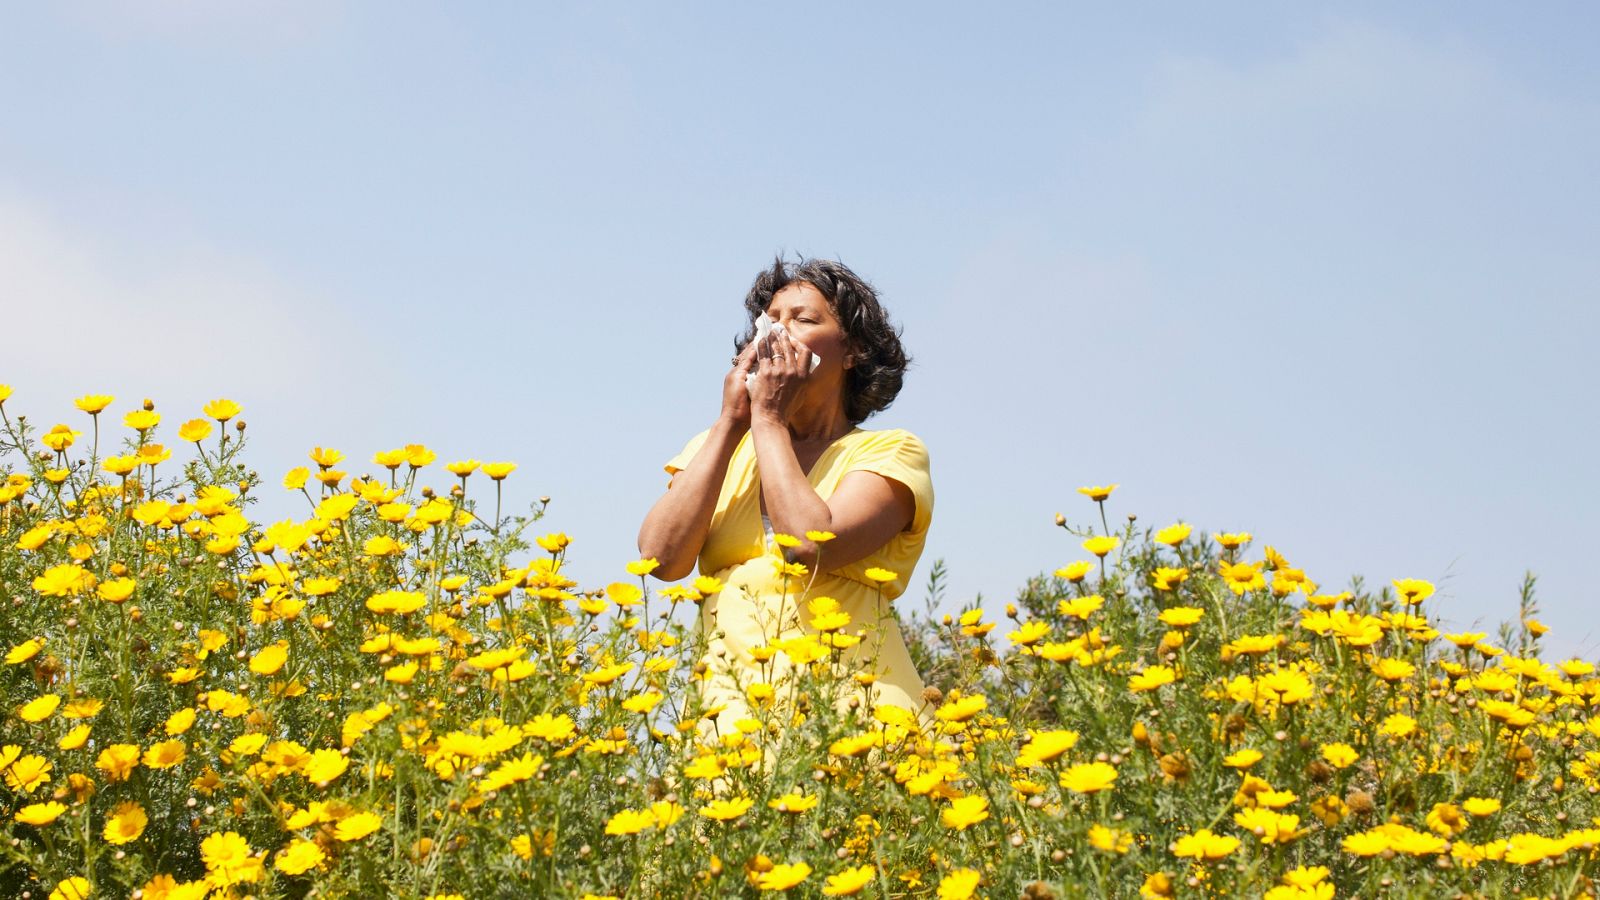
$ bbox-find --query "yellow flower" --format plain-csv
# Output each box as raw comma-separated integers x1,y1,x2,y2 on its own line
1008,620,1051,645
49,877,91,900
202,831,263,885
96,743,140,782
821,864,876,897
771,532,801,548
385,662,418,684
536,532,571,552
935,693,987,723
1058,594,1106,619
700,797,754,822
6,638,44,665
1059,762,1118,794
177,419,213,443
1369,657,1416,682
1426,802,1467,837
1154,522,1191,545
334,812,383,841
1379,713,1418,738
33,563,95,597
1223,749,1263,769
283,467,310,490
1157,606,1204,628
203,399,242,421
756,862,812,891
805,529,836,542
621,691,664,714
482,461,518,480
14,801,68,826
97,577,137,603
1214,531,1252,550
123,409,160,432
581,661,633,686
19,693,62,723
143,739,186,769
1219,560,1266,595
447,459,480,477
1128,665,1177,693
940,795,989,830
1078,484,1117,501
1172,828,1240,861
936,868,981,900
1016,729,1078,766
3,752,51,793
523,714,576,743
275,838,327,875
165,708,196,736
1088,823,1133,854
625,558,660,577
604,807,656,835
1222,633,1282,657
41,424,82,451
1281,866,1330,888
606,582,644,607
302,749,350,785
767,792,819,814
1082,535,1119,557
1139,873,1175,899
62,697,102,720
1341,829,1390,856
249,641,289,676
1392,578,1435,605
1054,561,1093,582
1152,567,1189,591
103,801,148,844
366,590,427,615
74,394,115,414
1320,743,1359,769
308,446,345,469
1463,797,1501,817
1233,807,1300,844
864,566,899,584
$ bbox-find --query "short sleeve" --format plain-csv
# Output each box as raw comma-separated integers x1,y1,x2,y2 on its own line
663,429,713,484
844,429,934,536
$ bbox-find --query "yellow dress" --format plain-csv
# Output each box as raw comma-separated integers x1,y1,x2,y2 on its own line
663,426,935,723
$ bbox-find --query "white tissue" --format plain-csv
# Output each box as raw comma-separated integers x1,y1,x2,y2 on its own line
746,314,821,388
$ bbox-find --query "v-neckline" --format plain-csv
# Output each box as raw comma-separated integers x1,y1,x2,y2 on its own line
753,427,860,529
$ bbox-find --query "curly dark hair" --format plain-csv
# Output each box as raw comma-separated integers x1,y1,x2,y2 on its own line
735,257,910,425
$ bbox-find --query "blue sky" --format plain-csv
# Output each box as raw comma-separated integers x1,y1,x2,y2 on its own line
3,3,1596,655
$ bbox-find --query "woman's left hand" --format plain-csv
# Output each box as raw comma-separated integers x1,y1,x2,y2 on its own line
747,329,812,425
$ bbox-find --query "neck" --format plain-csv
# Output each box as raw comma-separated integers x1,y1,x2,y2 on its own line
785,389,854,442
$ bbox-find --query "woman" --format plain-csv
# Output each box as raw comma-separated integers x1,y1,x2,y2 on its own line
637,257,934,728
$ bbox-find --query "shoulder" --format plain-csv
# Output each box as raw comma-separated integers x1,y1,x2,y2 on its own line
849,427,927,456
844,428,930,476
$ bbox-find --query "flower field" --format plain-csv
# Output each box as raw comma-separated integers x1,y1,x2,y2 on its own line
2,389,1597,899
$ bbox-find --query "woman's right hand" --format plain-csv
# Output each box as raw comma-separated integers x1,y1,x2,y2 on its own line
720,340,760,426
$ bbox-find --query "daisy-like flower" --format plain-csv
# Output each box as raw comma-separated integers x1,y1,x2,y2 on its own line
103,801,148,844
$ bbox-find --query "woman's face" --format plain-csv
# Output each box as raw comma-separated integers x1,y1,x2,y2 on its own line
763,282,852,377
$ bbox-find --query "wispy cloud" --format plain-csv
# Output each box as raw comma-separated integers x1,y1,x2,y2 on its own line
55,0,346,49
0,192,354,402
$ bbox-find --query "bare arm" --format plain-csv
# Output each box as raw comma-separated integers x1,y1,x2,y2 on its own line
751,418,914,573
637,416,748,581
638,342,762,581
